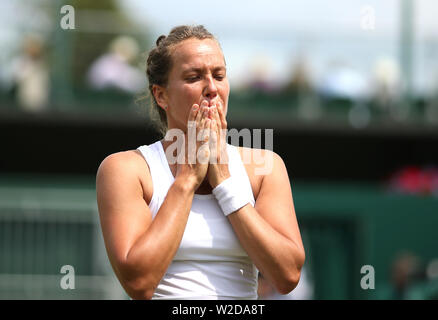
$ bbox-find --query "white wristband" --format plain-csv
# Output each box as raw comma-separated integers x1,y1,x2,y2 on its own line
212,176,251,216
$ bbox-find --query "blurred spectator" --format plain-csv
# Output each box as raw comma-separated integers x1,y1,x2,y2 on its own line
284,56,313,96
10,34,50,111
376,251,425,300
284,56,321,120
386,165,438,197
391,252,422,299
425,259,438,281
370,57,401,117
425,93,438,125
405,258,438,299
257,267,314,300
86,36,145,93
318,61,370,101
245,55,277,93
425,74,438,125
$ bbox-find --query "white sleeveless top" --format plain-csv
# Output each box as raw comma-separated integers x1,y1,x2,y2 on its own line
137,141,258,300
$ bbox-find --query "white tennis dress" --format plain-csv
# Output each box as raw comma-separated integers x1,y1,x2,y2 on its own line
137,141,258,300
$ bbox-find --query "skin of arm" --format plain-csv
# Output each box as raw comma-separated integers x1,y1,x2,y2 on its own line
227,149,306,295
96,152,198,299
96,104,208,300
208,100,305,295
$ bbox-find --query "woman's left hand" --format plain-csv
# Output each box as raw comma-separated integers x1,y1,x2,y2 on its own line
207,101,230,188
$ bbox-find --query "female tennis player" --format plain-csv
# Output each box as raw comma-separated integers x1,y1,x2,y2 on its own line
96,25,305,300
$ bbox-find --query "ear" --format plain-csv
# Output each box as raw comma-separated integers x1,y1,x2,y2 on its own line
152,84,168,110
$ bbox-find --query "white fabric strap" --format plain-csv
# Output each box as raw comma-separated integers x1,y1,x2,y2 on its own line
212,176,251,216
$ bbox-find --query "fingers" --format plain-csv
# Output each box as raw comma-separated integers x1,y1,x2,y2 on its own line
197,116,211,164
211,102,226,142
198,101,211,145
209,119,218,164
210,103,220,126
187,103,199,133
187,104,199,164
216,101,227,130
203,119,211,143
199,109,208,135
196,101,209,146
195,100,208,125
189,103,199,121
190,100,226,165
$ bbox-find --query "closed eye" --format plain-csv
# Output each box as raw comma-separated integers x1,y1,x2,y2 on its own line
186,75,201,82
185,73,225,82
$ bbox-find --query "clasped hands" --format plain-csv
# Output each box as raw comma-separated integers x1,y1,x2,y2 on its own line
176,100,230,189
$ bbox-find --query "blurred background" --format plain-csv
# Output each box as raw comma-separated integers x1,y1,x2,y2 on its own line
1,0,438,299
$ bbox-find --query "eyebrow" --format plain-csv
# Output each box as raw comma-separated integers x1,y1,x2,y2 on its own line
182,66,226,74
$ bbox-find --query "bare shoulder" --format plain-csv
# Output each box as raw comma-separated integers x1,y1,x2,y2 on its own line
97,150,148,178
236,146,284,199
236,146,283,174
96,149,152,203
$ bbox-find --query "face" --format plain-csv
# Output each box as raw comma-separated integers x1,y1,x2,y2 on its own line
153,38,230,132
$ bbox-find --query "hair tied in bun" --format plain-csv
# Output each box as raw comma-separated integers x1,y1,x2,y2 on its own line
156,35,166,46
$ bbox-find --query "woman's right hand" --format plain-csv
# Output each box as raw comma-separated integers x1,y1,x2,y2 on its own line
175,100,211,190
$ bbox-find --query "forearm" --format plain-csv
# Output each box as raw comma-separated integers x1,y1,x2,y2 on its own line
123,177,196,291
227,205,305,294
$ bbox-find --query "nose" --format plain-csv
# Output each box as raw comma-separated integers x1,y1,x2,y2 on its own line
202,74,218,102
